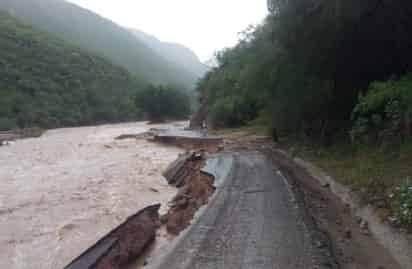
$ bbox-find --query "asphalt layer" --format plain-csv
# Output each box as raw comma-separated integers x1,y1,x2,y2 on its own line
153,151,335,269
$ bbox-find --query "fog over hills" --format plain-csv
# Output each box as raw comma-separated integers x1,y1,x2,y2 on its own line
129,29,209,78
0,0,206,88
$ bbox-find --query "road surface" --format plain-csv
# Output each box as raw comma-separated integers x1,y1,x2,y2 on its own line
152,151,334,269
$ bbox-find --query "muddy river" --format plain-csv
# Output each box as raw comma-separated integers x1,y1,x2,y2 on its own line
0,122,184,269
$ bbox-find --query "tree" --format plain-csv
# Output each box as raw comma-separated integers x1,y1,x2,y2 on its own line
197,0,412,142
135,85,191,122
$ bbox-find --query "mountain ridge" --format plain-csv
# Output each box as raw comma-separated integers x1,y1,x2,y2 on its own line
129,29,209,77
0,0,205,88
0,11,141,130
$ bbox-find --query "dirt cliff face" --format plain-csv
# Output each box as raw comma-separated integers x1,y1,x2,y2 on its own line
161,152,215,235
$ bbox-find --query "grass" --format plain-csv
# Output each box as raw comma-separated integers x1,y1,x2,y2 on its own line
283,138,412,228
212,124,412,228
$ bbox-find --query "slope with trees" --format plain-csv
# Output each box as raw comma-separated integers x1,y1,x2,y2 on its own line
0,12,141,130
197,0,412,228
135,85,191,122
0,0,201,88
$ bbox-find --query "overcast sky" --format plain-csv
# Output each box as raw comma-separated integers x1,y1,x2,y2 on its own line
67,0,268,61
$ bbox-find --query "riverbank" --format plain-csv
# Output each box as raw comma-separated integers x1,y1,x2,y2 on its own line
0,122,184,269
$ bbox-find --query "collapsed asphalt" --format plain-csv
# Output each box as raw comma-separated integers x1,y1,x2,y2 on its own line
151,151,336,269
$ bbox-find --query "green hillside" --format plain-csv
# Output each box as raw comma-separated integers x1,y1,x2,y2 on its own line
0,12,141,131
0,0,200,88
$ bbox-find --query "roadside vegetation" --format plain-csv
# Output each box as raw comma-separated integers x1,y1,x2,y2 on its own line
197,1,412,229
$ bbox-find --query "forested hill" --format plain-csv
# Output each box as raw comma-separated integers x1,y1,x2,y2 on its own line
0,0,200,88
0,12,141,131
199,0,412,143
129,29,209,78
193,1,412,228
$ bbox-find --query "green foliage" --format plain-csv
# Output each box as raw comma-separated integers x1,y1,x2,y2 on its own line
391,179,412,227
0,0,202,89
198,0,412,143
0,117,17,131
210,96,259,128
351,74,412,143
135,85,191,122
0,12,142,130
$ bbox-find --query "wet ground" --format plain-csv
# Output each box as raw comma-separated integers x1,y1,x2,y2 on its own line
0,122,184,269
149,135,401,269
152,151,331,269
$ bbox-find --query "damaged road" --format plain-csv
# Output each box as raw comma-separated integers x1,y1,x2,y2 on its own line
151,151,337,269
62,126,402,269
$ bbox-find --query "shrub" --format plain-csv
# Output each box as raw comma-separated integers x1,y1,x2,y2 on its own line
391,179,412,227
351,74,412,144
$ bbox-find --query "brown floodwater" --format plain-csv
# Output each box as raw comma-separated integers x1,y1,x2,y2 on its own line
0,122,184,269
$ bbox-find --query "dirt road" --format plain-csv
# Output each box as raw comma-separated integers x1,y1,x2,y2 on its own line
0,122,183,269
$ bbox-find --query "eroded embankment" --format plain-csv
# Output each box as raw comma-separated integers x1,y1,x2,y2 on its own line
161,151,215,235
63,130,222,269
65,205,161,269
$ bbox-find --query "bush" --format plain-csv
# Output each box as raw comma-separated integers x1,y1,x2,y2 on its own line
351,74,412,144
391,179,412,227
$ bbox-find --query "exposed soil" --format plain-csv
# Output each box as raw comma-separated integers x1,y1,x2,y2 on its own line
161,152,215,235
